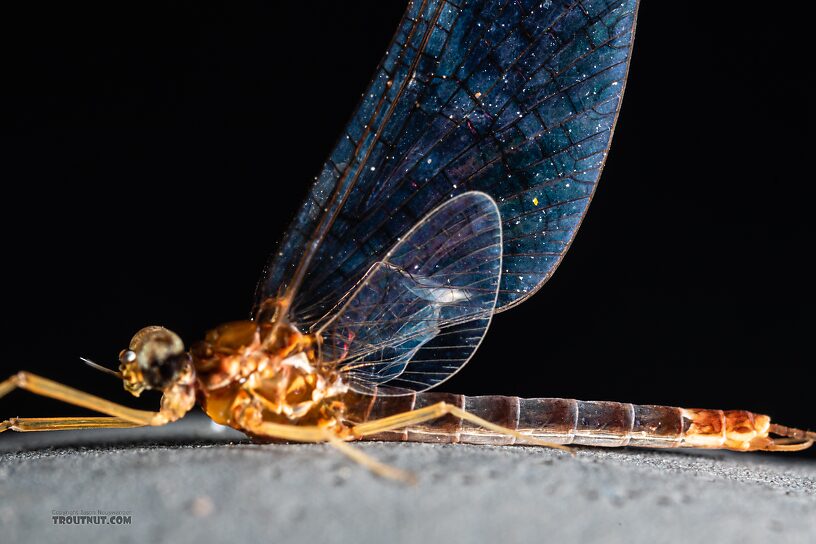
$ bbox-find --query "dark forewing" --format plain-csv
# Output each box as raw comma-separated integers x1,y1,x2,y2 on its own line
255,0,639,325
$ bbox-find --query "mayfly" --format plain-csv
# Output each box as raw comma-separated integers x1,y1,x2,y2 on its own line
3,0,812,480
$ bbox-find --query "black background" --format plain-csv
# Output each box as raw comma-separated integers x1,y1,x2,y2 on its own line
4,2,812,455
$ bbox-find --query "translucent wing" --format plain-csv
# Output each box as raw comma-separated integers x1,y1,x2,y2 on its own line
315,191,501,394
255,0,640,326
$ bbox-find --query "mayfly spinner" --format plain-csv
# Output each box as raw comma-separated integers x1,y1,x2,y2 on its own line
3,0,812,481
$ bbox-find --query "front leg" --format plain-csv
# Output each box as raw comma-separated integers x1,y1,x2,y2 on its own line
1,416,144,433
1,372,164,426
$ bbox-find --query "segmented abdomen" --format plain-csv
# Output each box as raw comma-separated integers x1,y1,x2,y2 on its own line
342,391,774,450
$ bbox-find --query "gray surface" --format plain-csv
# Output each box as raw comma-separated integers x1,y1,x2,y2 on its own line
1,414,814,544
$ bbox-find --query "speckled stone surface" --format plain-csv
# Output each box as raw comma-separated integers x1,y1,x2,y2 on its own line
1,414,814,544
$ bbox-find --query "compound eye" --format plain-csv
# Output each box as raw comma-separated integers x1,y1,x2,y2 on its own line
119,349,137,364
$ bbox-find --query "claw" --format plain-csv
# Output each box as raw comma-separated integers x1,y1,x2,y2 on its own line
763,423,816,452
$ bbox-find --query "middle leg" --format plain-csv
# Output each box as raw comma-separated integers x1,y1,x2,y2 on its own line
234,408,414,482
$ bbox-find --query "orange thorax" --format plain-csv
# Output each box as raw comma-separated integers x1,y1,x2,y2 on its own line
190,320,346,428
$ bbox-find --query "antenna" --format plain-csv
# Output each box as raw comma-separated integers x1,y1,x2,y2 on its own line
80,357,123,379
